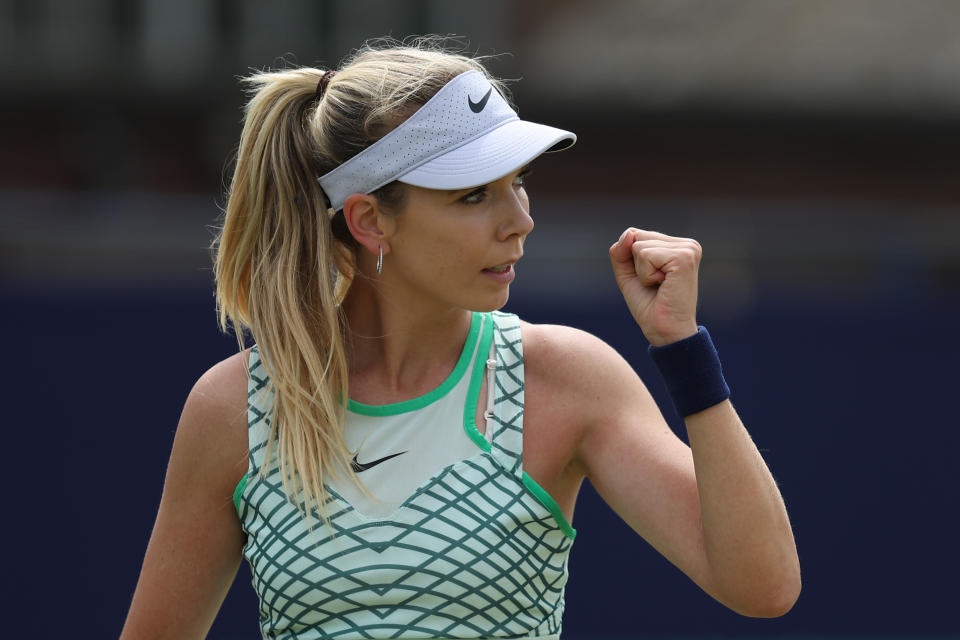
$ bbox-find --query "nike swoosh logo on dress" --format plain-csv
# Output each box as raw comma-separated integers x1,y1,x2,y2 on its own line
351,451,408,473
468,88,493,113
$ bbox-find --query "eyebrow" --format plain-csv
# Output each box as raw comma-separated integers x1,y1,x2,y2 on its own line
462,165,532,192
444,165,534,202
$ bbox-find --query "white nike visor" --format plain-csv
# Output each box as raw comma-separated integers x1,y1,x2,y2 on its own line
318,70,576,212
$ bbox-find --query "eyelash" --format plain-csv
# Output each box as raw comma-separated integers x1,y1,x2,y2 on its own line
460,168,532,205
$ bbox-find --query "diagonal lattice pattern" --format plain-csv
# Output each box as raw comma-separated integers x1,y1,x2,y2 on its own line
237,313,574,640
489,311,525,476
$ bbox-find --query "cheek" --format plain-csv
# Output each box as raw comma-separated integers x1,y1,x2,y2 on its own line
392,225,466,274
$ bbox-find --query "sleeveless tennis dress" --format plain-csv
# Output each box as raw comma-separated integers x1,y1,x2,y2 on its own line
234,311,577,640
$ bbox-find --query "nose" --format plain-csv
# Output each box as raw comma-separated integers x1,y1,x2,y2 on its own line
496,181,534,242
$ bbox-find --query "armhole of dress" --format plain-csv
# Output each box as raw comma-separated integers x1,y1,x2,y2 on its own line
232,474,249,514
462,313,495,453
484,339,496,444
491,312,577,541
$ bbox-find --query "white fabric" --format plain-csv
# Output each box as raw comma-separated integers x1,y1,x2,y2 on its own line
318,70,576,211
328,315,488,518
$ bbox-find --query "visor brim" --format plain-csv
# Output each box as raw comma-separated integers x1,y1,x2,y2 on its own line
396,119,576,191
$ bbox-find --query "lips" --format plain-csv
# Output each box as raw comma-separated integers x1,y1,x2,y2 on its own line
481,261,517,284
483,257,521,273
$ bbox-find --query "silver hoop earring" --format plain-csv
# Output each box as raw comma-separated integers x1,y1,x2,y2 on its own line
376,244,383,275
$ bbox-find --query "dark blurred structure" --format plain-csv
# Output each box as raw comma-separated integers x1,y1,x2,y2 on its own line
3,0,960,303
2,1,958,638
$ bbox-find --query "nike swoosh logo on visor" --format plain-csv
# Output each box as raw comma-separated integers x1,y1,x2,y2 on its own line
468,88,493,113
351,451,407,473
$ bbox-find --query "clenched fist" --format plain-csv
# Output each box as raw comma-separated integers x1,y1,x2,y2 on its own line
608,228,701,347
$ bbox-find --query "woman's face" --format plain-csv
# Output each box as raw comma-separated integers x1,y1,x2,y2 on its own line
382,166,534,313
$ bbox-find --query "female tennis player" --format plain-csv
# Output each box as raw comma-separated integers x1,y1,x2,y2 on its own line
121,40,800,639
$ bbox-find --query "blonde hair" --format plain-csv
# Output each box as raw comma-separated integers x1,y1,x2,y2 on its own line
213,38,508,519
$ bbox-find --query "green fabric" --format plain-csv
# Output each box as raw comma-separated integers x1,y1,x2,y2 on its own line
523,472,577,540
461,314,576,540
462,312,495,453
237,313,575,639
232,473,248,513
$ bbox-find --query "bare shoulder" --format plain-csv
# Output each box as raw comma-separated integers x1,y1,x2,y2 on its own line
173,349,251,497
519,321,661,451
519,321,648,399
185,349,250,432
519,320,670,463
119,349,251,639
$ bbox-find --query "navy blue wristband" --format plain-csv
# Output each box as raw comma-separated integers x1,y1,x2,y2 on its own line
648,326,731,417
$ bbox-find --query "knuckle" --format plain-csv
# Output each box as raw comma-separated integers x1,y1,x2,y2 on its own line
683,240,702,259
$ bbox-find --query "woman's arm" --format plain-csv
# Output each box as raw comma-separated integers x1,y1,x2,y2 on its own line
120,352,250,639
568,228,800,616
573,350,800,616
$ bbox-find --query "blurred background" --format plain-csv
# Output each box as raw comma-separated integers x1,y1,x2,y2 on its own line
3,0,958,638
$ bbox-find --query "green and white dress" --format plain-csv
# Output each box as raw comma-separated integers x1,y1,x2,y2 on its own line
234,311,577,640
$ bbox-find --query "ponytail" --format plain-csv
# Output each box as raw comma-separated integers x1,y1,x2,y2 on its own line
214,68,354,520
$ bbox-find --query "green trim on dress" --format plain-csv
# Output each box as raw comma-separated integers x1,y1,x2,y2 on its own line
348,311,481,416
463,313,495,453
232,473,248,514
522,472,577,540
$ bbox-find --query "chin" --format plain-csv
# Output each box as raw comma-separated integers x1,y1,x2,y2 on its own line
468,290,510,313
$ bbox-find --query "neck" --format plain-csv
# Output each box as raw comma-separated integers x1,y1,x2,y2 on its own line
342,276,474,404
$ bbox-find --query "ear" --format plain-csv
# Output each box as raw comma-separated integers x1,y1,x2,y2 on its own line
342,193,394,257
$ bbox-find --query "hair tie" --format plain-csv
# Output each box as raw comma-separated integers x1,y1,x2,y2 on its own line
316,70,336,100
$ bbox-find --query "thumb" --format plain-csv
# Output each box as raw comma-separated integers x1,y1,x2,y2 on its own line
609,228,637,268
609,229,639,284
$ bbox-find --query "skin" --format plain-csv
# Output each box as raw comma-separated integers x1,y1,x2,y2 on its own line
121,167,801,639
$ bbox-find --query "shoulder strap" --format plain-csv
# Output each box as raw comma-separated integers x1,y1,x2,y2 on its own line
488,311,525,476
247,345,274,475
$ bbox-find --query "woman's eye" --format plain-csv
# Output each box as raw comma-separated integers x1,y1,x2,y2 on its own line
460,169,531,204
514,168,532,188
462,188,486,204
